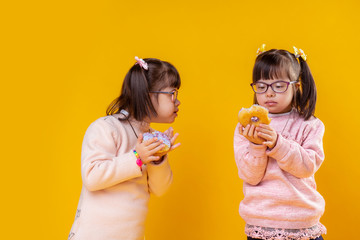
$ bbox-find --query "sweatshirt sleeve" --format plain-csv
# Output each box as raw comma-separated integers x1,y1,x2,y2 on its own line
267,119,325,178
146,155,173,196
233,123,268,185
80,119,142,191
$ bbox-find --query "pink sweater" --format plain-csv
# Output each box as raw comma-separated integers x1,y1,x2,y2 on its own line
69,114,173,240
233,109,325,230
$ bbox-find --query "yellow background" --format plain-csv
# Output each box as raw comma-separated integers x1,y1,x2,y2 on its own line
2,0,359,239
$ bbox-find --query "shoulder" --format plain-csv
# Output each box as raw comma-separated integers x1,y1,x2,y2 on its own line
85,114,125,138
292,111,324,127
304,115,325,131
294,113,325,139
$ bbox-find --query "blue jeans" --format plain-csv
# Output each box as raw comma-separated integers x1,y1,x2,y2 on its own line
247,236,323,240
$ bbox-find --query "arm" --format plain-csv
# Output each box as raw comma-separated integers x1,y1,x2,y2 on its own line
234,123,268,185
146,127,180,196
146,155,173,196
267,119,325,178
81,119,142,191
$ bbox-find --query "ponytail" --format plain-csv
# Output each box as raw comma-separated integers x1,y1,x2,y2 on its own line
106,64,157,121
295,57,317,120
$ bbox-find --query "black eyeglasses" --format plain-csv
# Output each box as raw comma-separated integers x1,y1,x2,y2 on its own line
250,81,298,94
150,89,178,102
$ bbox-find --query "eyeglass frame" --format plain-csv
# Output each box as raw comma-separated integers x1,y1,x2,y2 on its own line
150,89,178,102
250,80,298,94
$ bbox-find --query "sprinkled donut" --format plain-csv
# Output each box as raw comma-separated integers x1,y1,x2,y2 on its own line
143,131,171,156
238,104,271,127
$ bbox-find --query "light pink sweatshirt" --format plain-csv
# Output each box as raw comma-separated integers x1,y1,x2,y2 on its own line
233,109,326,230
69,114,173,240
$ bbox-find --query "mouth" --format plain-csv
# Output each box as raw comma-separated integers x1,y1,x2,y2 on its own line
265,101,277,106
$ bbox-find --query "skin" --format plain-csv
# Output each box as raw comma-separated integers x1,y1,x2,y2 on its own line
135,87,181,163
239,78,299,149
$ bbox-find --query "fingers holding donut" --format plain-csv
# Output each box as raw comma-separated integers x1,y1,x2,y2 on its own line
240,123,266,145
238,105,272,145
256,124,278,149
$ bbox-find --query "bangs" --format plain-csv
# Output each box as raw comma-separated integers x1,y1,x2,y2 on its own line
253,50,296,83
155,62,181,90
165,68,181,89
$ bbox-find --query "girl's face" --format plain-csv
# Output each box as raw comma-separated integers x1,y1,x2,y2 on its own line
149,87,180,123
255,78,297,114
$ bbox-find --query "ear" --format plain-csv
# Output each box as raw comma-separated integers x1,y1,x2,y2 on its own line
149,92,159,104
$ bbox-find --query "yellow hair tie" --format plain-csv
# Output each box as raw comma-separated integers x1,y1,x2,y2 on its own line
256,44,266,56
293,46,307,61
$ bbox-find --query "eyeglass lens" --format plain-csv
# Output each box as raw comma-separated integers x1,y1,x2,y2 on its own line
172,90,178,102
253,81,289,93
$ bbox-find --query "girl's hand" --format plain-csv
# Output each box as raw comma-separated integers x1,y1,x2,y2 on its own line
151,127,181,165
154,127,181,158
239,124,265,145
135,134,165,164
256,124,278,149
163,127,181,153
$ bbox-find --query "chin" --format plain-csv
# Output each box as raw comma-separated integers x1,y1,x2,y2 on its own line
168,116,177,123
153,118,175,124
164,118,175,123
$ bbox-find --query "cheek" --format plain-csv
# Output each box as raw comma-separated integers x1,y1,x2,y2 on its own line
156,100,174,115
287,89,295,101
255,94,264,103
163,104,174,114
281,92,294,106
151,101,160,114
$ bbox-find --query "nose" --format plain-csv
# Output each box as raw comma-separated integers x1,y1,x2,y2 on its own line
175,99,181,106
265,87,276,97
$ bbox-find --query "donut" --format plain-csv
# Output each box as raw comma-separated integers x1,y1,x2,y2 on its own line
142,131,171,156
238,104,271,127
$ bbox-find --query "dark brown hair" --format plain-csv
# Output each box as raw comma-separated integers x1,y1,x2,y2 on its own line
106,58,181,121
253,49,316,120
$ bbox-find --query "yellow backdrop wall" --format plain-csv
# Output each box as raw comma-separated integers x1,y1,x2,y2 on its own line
2,0,360,239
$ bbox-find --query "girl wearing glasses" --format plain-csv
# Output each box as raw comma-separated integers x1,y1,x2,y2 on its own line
69,57,181,240
234,47,326,240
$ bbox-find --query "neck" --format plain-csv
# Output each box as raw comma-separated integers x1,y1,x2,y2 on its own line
268,108,293,118
118,109,151,133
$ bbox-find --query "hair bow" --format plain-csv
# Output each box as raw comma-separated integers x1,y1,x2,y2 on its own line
293,46,307,61
135,56,148,70
256,44,266,56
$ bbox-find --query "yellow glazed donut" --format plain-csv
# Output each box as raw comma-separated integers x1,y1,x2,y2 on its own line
238,105,271,127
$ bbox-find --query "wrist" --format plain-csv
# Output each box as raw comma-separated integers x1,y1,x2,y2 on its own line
272,134,279,148
268,135,278,149
133,149,143,170
152,156,165,165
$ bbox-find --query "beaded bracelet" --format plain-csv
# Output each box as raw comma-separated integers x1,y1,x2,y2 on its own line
133,149,143,170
